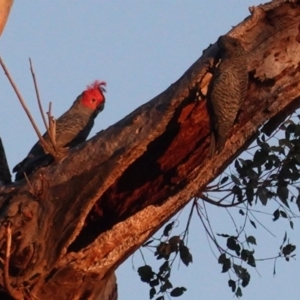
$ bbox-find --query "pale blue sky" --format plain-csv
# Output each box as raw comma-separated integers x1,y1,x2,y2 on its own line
1,1,299,300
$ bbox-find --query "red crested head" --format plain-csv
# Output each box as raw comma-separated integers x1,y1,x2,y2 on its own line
80,80,106,111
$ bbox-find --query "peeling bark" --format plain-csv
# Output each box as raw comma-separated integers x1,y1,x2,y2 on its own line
1,0,300,299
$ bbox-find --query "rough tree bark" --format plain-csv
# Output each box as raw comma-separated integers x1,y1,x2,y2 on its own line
1,0,300,299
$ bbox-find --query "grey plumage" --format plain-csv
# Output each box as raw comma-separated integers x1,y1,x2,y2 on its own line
208,35,248,154
13,81,106,180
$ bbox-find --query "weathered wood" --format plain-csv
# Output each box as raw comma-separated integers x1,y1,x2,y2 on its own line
0,0,13,36
1,0,300,299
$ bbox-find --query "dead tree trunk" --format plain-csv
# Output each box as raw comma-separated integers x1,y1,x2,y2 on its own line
0,0,300,299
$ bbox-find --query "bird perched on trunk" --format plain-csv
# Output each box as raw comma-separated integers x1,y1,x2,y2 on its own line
13,80,106,180
208,35,248,155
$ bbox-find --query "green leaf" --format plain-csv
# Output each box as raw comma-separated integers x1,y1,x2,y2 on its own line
281,138,293,149
150,279,159,287
160,280,173,292
246,187,254,204
156,242,171,259
241,249,248,262
282,244,296,256
143,240,154,247
247,254,256,267
232,185,243,202
295,124,300,136
221,176,229,184
138,265,154,283
277,185,289,208
170,287,187,297
253,149,268,166
231,174,241,185
280,211,287,218
296,191,300,212
168,236,181,253
150,287,156,299
228,279,236,292
265,159,273,170
246,236,257,245
233,264,251,287
241,249,255,267
286,123,296,136
179,245,193,266
221,258,231,273
257,186,269,206
159,261,170,274
282,232,287,245
236,287,243,298
295,154,300,165
160,271,170,280
273,209,280,221
242,272,251,287
163,222,174,237
217,233,230,238
235,159,242,175
227,237,238,252
250,219,257,229
233,264,243,278
218,253,226,264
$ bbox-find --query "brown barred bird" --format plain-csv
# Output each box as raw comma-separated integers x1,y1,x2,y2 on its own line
13,80,106,180
208,35,248,155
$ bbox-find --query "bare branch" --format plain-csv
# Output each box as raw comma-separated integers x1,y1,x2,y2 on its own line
29,59,58,154
29,58,48,131
0,1,299,298
0,57,44,141
0,57,59,160
198,192,247,208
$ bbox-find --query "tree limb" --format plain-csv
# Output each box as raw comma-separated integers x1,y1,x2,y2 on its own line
0,0,300,299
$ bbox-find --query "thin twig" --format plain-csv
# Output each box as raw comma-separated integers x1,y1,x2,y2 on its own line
199,192,247,207
29,58,58,156
0,57,57,159
182,199,196,241
29,58,48,131
48,102,52,123
0,57,44,143
4,223,23,300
